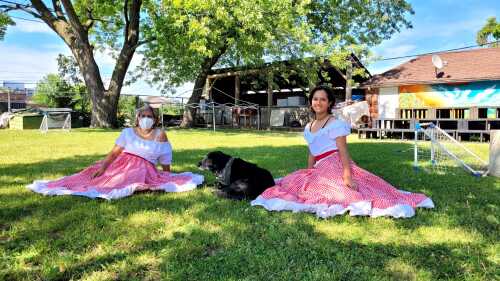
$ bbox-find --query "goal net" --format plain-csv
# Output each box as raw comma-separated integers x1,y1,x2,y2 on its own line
40,112,71,133
414,122,488,176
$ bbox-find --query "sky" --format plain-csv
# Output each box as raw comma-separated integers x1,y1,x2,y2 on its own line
0,0,499,96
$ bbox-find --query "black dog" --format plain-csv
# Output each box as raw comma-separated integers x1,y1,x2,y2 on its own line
198,151,275,200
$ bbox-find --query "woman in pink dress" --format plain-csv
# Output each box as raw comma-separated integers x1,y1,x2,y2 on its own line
251,85,434,218
27,105,204,200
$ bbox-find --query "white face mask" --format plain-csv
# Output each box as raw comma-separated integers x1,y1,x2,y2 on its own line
139,117,154,130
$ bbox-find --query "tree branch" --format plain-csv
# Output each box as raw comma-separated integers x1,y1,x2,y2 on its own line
108,0,142,94
1,3,41,19
83,7,94,30
30,0,58,29
51,0,64,19
133,36,156,49
59,0,86,37
123,0,129,39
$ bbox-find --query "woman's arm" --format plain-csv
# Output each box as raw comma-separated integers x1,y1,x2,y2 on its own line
158,129,171,172
336,136,357,190
307,150,316,169
92,145,124,178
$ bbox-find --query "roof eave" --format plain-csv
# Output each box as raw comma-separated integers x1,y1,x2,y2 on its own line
360,76,500,89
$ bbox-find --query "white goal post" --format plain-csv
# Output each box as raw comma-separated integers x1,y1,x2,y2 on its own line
414,122,488,176
40,112,71,133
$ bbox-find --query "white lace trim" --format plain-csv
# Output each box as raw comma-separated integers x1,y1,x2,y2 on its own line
27,172,204,200
250,195,434,218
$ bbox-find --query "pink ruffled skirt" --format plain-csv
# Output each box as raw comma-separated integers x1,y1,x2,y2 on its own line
27,153,204,200
251,153,433,218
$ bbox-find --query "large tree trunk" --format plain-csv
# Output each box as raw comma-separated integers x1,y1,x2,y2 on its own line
180,72,207,128
71,45,118,127
180,44,228,128
21,0,142,128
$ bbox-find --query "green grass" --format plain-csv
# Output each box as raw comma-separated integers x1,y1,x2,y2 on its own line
0,128,499,281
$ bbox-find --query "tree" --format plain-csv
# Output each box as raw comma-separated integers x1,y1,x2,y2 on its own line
0,0,149,128
139,0,414,127
0,12,14,40
33,74,74,108
57,54,90,113
117,94,137,126
476,17,500,47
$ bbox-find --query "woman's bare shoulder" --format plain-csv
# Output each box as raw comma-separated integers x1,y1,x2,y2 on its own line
157,128,168,142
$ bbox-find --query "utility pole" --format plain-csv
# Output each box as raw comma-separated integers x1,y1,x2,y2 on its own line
7,90,11,112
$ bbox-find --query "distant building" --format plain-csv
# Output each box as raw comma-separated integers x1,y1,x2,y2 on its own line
361,47,500,120
0,91,27,112
0,81,36,112
3,81,25,91
1,81,34,96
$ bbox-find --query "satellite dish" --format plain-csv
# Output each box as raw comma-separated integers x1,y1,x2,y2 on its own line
432,55,444,69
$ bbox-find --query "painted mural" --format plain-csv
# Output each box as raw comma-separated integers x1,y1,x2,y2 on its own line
399,80,500,108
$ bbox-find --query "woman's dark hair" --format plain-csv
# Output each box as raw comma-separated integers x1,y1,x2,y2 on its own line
308,85,336,114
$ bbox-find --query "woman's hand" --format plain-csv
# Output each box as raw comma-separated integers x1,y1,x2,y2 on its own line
91,145,124,179
337,136,357,191
343,174,358,191
92,166,106,178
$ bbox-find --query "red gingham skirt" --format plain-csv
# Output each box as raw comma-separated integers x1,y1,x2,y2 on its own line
251,153,433,218
27,152,204,200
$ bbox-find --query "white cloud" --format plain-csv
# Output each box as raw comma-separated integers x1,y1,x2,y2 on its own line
11,20,53,34
0,44,166,95
367,58,410,75
0,45,64,86
377,44,416,59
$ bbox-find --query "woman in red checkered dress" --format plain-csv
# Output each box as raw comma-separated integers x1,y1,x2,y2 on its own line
251,85,434,218
27,105,204,200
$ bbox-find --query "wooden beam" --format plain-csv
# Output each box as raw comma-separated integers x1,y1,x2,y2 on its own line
235,75,240,105
267,71,273,107
207,69,262,79
345,63,352,101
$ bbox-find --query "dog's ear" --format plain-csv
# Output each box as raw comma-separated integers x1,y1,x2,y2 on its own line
208,151,230,171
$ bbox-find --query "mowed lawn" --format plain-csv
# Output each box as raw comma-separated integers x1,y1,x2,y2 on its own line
0,129,498,281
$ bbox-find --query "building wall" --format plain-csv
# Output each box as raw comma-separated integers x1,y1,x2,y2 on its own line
364,88,379,119
399,80,500,108
378,87,399,119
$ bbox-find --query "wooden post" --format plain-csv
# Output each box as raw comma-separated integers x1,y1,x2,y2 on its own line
266,71,274,130
489,130,500,177
267,71,273,107
345,62,352,101
235,75,240,105
203,77,212,100
135,95,140,109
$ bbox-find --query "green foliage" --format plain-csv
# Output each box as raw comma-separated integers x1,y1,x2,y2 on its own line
33,54,92,112
33,73,89,111
33,74,74,108
0,12,14,40
0,129,498,280
71,0,150,53
476,17,500,47
57,54,91,113
57,54,83,85
161,103,184,115
118,95,138,126
139,0,413,90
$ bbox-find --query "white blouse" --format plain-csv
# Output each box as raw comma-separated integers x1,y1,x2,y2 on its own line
303,119,351,156
115,128,173,165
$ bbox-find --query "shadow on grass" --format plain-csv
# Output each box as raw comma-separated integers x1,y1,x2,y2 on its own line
1,142,498,280
5,191,497,280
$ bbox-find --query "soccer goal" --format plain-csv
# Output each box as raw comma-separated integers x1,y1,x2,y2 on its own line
414,122,488,176
40,112,71,133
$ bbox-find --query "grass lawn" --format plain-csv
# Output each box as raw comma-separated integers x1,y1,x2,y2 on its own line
0,128,498,281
